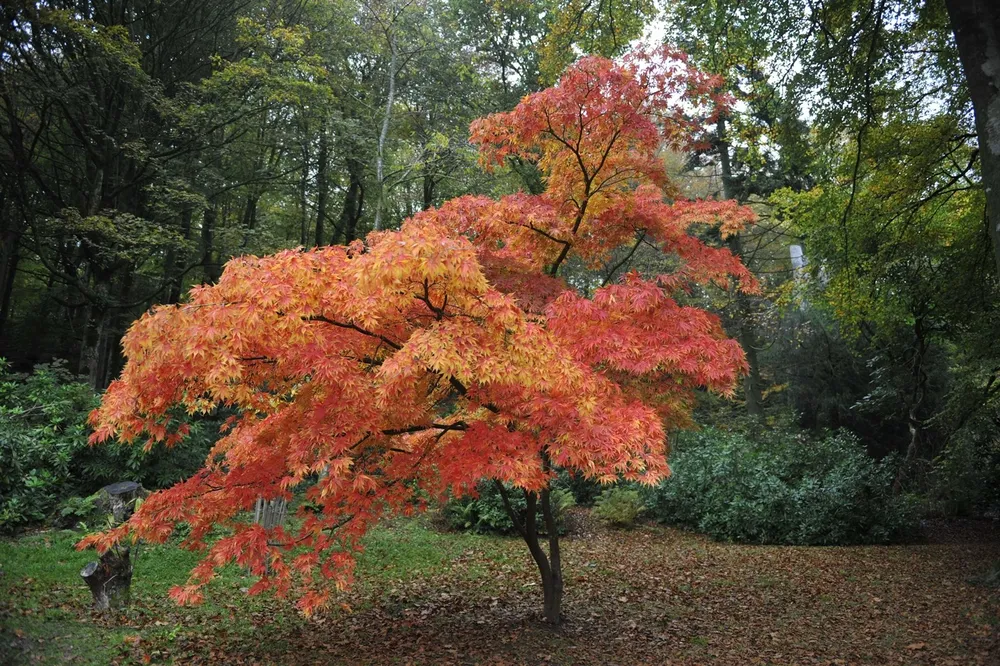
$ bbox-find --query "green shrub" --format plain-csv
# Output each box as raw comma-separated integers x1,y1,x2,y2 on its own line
0,360,99,532
0,360,219,533
53,494,103,529
444,481,575,534
593,486,644,527
644,428,919,545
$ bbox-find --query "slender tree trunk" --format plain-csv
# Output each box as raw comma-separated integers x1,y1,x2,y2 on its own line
374,36,398,231
945,0,1000,276
495,482,563,624
717,117,764,419
894,316,929,492
164,207,192,305
0,223,19,338
315,127,329,247
201,205,221,284
300,140,310,247
539,488,564,623
422,172,434,211
340,159,364,243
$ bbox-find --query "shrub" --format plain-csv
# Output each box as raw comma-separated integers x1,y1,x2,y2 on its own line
54,494,103,529
444,481,575,534
0,360,219,533
644,428,919,545
593,486,644,527
0,360,98,532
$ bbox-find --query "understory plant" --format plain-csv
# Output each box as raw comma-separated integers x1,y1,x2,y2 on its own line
645,428,919,545
593,486,645,527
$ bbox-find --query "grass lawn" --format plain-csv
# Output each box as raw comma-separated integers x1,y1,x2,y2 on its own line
2,511,999,665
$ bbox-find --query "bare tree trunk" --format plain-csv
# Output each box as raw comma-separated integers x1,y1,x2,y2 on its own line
253,497,289,531
718,117,764,419
422,172,435,211
340,159,364,243
539,488,563,623
0,223,19,338
894,316,929,492
315,126,329,246
200,205,221,284
374,36,398,231
945,0,1000,276
495,482,563,624
300,134,310,246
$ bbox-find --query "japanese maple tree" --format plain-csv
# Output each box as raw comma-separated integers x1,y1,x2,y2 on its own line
83,47,757,624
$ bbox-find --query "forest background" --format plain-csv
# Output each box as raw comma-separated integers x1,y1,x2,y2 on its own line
2,0,1000,536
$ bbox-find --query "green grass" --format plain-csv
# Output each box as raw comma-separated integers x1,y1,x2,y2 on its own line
0,517,523,665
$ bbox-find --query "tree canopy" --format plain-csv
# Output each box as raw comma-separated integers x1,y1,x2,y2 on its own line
82,50,756,620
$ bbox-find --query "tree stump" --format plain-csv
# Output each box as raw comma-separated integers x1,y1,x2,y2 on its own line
81,481,147,611
80,547,132,611
94,481,147,523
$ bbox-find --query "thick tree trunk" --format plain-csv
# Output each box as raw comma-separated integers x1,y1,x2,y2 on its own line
82,305,114,391
253,496,288,531
495,482,563,624
945,0,1000,276
81,548,132,611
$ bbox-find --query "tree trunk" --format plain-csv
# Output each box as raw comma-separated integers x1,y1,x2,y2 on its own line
894,316,929,492
738,311,765,420
495,482,563,624
81,548,132,611
240,193,259,247
374,35,398,231
200,205,221,284
539,488,564,623
945,0,1000,276
165,207,192,304
0,222,19,338
422,172,435,211
339,159,364,243
315,127,329,247
718,117,765,419
299,132,310,246
253,496,288,531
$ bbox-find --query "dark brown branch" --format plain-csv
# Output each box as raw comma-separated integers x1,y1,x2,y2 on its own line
306,315,402,350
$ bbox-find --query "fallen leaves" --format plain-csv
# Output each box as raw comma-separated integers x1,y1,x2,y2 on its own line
3,515,1000,665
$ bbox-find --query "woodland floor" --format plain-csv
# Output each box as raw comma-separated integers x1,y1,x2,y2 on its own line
2,510,999,665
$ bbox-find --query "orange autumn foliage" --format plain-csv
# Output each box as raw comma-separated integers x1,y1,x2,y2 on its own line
81,48,757,615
